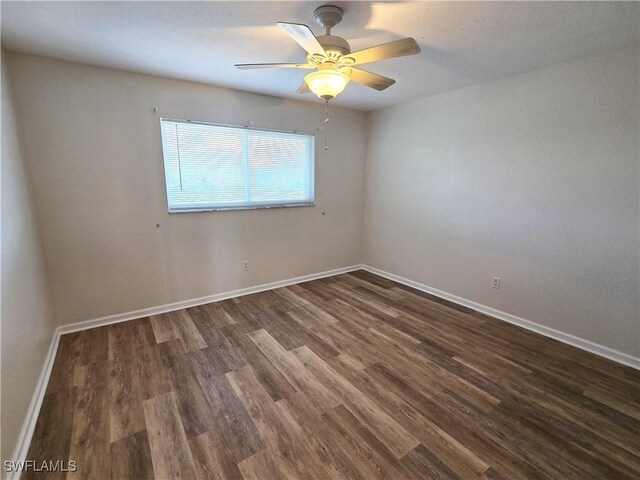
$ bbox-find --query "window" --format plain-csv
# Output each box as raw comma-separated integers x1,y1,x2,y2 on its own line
160,118,315,212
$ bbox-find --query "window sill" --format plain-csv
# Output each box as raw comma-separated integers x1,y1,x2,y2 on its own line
168,201,315,214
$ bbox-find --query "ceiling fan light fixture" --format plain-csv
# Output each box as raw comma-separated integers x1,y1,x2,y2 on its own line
304,68,350,100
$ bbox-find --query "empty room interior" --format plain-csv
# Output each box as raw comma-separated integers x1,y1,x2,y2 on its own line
1,1,639,478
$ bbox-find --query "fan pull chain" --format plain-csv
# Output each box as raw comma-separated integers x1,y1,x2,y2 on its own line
323,99,330,151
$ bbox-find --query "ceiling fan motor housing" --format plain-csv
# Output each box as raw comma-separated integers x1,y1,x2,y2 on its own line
317,35,351,58
312,5,350,60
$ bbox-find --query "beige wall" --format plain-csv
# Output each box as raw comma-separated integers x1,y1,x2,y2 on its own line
5,52,366,326
1,52,56,462
364,44,640,357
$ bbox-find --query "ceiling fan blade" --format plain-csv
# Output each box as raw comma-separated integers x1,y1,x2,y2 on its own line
235,63,312,69
344,38,420,66
346,68,396,91
278,22,326,57
296,82,311,94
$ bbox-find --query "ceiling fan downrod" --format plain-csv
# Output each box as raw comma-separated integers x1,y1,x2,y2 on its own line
313,5,343,36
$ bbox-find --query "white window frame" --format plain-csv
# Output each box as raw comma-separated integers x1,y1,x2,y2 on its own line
160,118,315,213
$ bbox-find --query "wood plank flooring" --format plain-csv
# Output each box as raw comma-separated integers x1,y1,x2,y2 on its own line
25,270,640,479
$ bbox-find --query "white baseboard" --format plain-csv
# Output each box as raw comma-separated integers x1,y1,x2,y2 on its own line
58,264,362,335
361,264,640,370
6,332,61,480
8,264,361,479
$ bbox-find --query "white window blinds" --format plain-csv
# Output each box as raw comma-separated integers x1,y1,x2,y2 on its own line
160,119,315,212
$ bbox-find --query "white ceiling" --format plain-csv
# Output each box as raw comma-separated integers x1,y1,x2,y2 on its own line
2,1,638,111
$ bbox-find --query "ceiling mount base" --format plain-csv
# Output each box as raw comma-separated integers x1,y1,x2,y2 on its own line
314,5,343,33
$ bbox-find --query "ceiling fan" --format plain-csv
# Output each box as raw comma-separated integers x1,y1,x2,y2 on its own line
235,5,421,101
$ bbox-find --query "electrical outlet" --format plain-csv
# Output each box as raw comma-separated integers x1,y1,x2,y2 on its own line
242,260,249,271
492,276,501,289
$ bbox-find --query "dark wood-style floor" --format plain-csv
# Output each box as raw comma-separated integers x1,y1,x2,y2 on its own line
26,270,639,479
